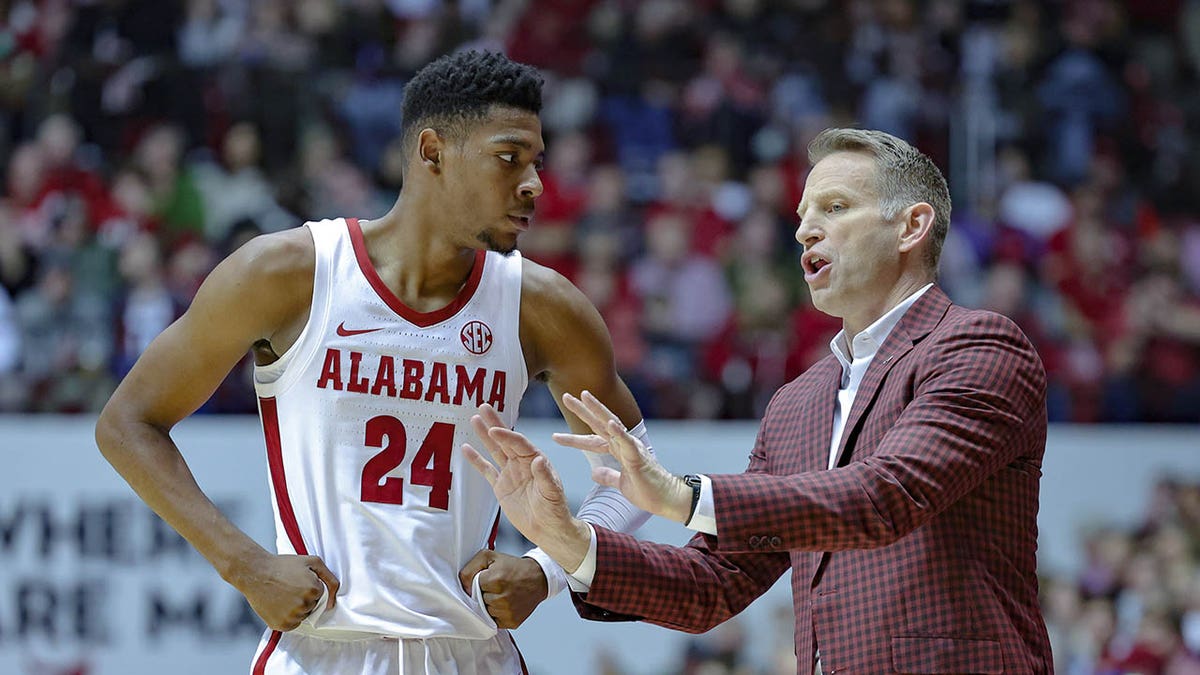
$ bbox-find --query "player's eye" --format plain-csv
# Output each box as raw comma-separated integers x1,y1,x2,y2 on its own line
498,153,517,164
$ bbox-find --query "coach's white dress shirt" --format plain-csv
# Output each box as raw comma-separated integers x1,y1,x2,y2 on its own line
568,284,933,590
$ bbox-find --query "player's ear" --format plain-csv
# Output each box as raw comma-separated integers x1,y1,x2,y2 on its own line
417,129,444,174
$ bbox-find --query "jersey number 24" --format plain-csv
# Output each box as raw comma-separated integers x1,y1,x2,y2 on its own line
360,415,453,510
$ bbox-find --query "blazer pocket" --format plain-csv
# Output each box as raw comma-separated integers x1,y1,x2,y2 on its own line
891,636,1004,674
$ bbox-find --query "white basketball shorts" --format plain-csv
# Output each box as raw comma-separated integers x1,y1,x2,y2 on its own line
249,628,527,675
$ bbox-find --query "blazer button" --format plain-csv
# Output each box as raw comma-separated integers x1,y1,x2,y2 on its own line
748,535,762,549
770,536,782,549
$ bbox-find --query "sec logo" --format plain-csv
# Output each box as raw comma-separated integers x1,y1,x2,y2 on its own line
460,321,493,355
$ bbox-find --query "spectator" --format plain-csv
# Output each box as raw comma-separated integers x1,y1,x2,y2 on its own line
177,0,244,69
33,114,120,233
1035,9,1126,185
6,142,51,247
13,258,112,412
630,211,732,417
134,123,206,247
337,43,406,171
644,149,734,258
113,232,176,377
191,120,293,241
708,207,803,417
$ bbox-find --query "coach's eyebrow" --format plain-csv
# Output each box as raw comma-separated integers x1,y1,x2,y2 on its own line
796,189,852,217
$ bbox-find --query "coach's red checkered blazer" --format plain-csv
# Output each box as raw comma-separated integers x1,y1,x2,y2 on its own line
573,286,1053,674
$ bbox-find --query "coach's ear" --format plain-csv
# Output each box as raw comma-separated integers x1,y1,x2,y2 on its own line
417,129,444,174
897,201,935,255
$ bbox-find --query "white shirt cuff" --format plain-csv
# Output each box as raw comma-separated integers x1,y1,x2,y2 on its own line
565,522,598,592
522,546,569,599
684,474,718,535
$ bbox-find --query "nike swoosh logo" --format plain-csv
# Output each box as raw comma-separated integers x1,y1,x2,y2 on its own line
336,322,384,337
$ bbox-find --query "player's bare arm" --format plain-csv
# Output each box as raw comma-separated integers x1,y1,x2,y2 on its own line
517,258,642,432
459,259,644,626
95,228,339,631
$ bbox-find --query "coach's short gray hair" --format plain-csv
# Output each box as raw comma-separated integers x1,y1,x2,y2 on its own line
808,128,951,270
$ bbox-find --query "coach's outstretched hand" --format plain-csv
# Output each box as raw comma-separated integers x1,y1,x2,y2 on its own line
463,404,592,573
554,391,693,524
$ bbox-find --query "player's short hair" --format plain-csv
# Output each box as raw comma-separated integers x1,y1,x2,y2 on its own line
808,128,952,270
400,50,543,162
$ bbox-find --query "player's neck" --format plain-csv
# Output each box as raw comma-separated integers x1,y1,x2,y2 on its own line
360,207,480,309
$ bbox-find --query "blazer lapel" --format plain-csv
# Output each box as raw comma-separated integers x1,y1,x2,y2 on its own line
830,286,952,468
797,358,842,475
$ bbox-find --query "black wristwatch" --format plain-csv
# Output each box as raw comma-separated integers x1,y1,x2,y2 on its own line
683,474,703,523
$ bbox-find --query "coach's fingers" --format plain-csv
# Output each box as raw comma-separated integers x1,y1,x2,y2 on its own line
531,455,567,502
600,418,647,468
306,558,340,610
476,403,507,435
580,390,622,422
469,415,508,468
560,392,612,437
487,426,541,458
551,432,611,454
462,444,500,486
591,466,622,489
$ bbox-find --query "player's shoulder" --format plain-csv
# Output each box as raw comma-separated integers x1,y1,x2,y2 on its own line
196,225,316,321
223,225,315,286
518,256,587,312
516,256,611,369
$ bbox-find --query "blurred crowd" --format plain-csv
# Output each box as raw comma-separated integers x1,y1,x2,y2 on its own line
1,0,1199,421
1042,478,1200,675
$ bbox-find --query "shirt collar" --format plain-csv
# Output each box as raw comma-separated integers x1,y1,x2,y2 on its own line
830,283,934,369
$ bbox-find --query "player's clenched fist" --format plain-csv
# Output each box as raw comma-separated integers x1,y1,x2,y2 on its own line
232,553,339,631
458,550,548,629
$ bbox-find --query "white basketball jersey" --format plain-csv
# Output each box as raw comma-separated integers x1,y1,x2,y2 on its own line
253,218,527,640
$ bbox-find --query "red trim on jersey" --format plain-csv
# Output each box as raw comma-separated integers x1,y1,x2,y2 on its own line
252,630,281,675
508,632,530,675
487,511,501,550
346,217,487,328
260,396,309,556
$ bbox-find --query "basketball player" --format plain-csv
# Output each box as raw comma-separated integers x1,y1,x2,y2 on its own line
94,50,651,674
